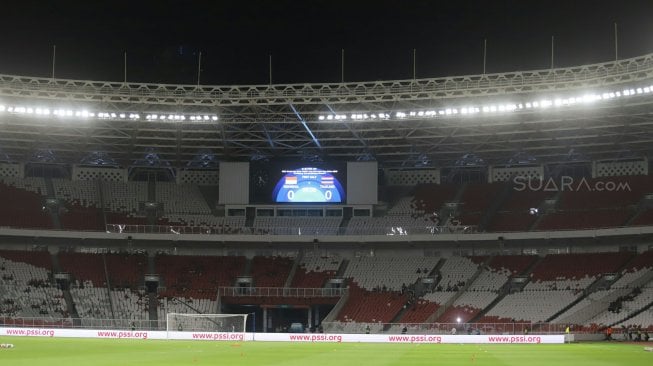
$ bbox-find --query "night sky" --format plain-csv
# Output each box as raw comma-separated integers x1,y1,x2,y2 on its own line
1,0,652,85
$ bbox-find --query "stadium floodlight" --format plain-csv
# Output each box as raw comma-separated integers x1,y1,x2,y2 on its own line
211,116,217,121
456,317,462,324
119,113,126,118
318,115,325,120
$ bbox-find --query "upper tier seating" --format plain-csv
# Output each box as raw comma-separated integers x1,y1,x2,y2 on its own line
53,179,104,230
412,183,459,214
0,177,52,229
252,217,342,235
458,183,503,214
631,208,653,226
536,209,632,230
102,181,148,215
557,176,653,211
52,178,100,208
155,182,211,214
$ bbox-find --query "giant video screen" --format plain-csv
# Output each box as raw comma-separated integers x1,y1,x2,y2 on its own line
250,162,346,204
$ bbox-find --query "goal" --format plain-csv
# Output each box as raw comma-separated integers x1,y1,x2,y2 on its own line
166,313,248,336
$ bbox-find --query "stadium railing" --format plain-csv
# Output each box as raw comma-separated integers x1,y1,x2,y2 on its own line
321,321,571,335
104,224,477,236
0,316,577,334
0,316,155,330
217,287,346,297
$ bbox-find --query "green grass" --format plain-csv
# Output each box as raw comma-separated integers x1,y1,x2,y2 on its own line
0,337,651,365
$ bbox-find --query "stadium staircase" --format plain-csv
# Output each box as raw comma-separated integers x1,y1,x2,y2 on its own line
50,251,81,322
338,211,352,233
44,177,63,229
529,191,562,230
477,182,513,231
146,178,157,226
544,252,637,324
625,195,653,226
437,183,467,220
587,253,639,293
97,179,107,229
552,268,653,326
284,252,303,288
147,254,158,325
335,259,349,277
321,287,350,324
101,254,117,321
470,255,544,323
605,283,653,328
243,258,252,277
426,256,491,322
197,186,220,215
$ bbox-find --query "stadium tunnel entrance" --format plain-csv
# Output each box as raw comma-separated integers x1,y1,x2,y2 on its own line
222,304,334,333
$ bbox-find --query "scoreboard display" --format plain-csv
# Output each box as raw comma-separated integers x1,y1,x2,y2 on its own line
250,162,346,204
272,167,345,203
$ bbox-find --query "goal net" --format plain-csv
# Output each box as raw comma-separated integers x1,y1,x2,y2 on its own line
166,313,248,337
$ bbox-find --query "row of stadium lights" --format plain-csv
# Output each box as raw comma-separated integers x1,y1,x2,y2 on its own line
0,106,218,122
317,85,653,121
0,85,651,123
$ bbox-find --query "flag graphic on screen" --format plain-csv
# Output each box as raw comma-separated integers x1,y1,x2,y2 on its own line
285,176,297,185
321,176,334,185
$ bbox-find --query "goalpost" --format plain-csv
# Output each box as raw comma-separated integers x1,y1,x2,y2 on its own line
166,313,248,339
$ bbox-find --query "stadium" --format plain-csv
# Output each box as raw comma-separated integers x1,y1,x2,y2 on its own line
1,2,653,365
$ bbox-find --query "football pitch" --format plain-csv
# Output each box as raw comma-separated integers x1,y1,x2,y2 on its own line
0,337,651,365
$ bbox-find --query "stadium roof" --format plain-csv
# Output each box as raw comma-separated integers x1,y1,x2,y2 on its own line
1,52,653,169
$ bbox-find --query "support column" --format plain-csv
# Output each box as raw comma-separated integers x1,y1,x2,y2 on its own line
308,307,312,329
263,307,268,333
315,306,320,327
